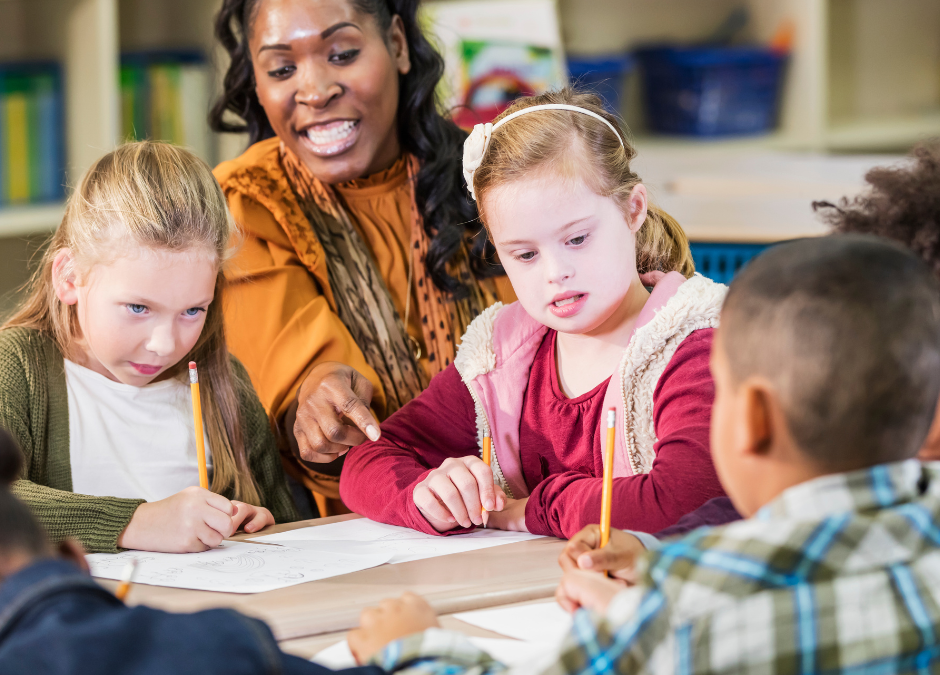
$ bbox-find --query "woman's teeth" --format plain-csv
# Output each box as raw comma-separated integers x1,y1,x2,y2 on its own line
554,295,582,307
305,120,358,145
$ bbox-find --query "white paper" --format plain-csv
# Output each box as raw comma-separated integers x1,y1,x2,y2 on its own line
313,636,553,669
87,540,391,593
249,518,544,565
454,602,572,642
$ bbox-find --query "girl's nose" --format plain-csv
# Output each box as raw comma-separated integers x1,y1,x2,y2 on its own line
545,256,575,284
145,325,176,357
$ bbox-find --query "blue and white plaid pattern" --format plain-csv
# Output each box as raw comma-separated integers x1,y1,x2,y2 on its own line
377,460,940,674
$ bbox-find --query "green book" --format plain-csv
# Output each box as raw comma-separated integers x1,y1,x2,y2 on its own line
120,63,148,141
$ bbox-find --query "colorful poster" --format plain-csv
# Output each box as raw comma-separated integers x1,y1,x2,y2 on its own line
422,0,566,127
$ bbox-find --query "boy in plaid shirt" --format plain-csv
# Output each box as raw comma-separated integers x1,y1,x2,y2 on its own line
346,234,940,674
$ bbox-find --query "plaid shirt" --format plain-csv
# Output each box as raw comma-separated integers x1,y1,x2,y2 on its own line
375,460,940,674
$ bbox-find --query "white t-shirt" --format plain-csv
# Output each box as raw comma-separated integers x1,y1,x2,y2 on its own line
65,359,212,502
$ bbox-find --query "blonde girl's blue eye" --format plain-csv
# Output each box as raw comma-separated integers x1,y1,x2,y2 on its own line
128,304,147,315
184,307,205,317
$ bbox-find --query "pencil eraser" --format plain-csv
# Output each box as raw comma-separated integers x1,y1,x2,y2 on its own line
189,361,197,369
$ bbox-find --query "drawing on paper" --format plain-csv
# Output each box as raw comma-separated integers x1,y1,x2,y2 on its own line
86,541,392,594
190,551,265,573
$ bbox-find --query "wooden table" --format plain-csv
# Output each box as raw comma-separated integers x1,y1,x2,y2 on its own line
98,515,566,642
280,599,553,660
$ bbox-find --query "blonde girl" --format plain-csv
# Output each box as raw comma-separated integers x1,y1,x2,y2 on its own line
3,141,297,554
340,89,727,538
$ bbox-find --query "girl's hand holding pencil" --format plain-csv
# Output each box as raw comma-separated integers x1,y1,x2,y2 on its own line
413,456,507,532
116,486,239,553
230,501,275,534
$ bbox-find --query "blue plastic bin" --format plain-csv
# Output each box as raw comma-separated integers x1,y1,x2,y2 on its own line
567,53,635,115
635,46,786,137
690,242,768,285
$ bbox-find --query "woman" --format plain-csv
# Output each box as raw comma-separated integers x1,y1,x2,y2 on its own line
210,0,514,516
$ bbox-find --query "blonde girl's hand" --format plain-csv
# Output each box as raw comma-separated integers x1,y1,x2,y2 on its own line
230,502,275,534
348,593,440,664
486,497,529,532
117,486,236,553
558,525,644,583
413,456,508,531
555,569,627,614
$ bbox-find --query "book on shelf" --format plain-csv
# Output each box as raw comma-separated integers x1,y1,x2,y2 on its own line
0,62,65,208
120,51,212,163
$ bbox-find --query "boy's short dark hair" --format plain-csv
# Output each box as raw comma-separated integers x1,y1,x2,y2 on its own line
0,429,49,559
721,234,940,468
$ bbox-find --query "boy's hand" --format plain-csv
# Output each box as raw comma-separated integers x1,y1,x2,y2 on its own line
117,486,235,552
413,456,507,531
555,569,626,614
348,592,440,664
485,497,529,532
559,525,644,583
230,502,275,534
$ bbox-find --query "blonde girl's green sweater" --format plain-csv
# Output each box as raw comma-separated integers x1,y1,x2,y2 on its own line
1,327,299,553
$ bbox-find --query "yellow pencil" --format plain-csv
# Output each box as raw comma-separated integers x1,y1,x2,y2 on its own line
600,409,616,551
189,362,209,490
481,435,492,528
115,558,138,602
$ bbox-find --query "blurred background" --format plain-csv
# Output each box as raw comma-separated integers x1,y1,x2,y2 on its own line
0,0,935,313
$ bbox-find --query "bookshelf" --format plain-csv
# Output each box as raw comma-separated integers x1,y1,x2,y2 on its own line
0,202,63,237
558,0,940,152
0,0,937,237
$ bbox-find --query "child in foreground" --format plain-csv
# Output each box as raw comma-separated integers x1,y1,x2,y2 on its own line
347,234,940,672
341,89,727,538
0,429,376,675
3,141,297,553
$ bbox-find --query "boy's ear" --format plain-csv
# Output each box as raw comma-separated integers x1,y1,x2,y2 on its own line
741,381,774,458
52,249,79,306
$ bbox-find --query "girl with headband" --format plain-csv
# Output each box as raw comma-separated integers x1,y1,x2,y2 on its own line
341,88,728,539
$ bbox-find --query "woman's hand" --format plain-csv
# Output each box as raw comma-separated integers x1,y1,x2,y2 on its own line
292,362,381,463
348,593,440,664
230,502,275,534
558,525,645,584
117,486,236,552
555,569,626,614
413,456,507,531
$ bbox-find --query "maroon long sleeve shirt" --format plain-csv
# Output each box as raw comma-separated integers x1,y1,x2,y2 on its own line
340,328,725,539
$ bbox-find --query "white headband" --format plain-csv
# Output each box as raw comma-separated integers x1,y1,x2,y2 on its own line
462,104,625,201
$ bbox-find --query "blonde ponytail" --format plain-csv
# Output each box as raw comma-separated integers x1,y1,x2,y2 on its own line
637,205,695,278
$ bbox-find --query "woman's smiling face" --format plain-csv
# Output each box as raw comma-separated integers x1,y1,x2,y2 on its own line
249,0,411,184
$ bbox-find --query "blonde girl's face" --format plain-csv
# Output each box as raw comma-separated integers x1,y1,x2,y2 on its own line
483,173,647,336
54,247,217,386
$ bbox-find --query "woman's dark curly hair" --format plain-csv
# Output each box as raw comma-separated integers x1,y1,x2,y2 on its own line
814,141,940,281
209,0,500,296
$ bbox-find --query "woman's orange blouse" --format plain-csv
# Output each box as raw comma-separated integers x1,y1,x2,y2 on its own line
214,138,515,507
